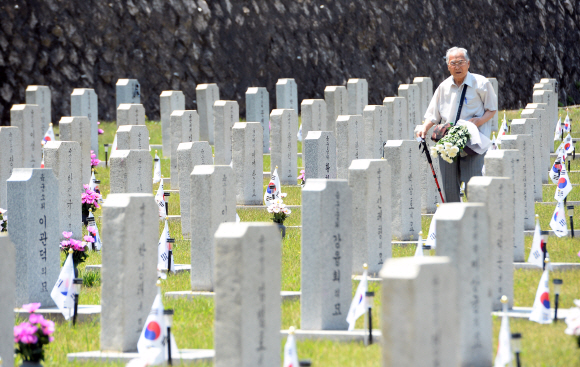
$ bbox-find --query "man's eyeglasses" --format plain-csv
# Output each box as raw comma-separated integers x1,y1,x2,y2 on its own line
448,60,467,67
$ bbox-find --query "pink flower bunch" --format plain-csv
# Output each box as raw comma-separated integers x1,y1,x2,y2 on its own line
60,232,86,252
297,169,305,181
14,323,38,344
97,121,104,135
14,303,55,361
84,235,95,243
87,226,97,236
82,184,101,209
90,150,101,167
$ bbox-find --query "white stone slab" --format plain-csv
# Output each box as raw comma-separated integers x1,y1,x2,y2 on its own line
115,78,140,108
160,90,185,159
116,103,145,128
196,83,220,144
10,104,41,168
363,105,388,159
325,86,348,134
26,85,51,133
276,78,298,113
71,88,98,156
383,96,407,140
67,349,214,364
246,87,270,153
347,78,368,115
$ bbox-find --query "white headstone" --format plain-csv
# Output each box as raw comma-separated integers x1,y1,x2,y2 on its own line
101,193,157,352
486,78,499,132
196,84,220,144
116,103,145,128
532,89,557,153
10,104,41,168
115,79,140,108
301,99,327,153
213,101,239,165
380,256,459,367
435,203,492,366
0,234,15,367
160,90,185,159
383,140,421,240
348,159,391,274
325,86,348,134
347,78,368,115
177,142,212,238
232,122,263,205
109,150,153,194
510,118,543,202
276,78,298,113
383,96,408,140
468,176,515,310
44,141,82,238
539,78,558,130
336,115,365,179
270,109,298,185
484,149,525,261
170,110,200,188
71,88,99,156
116,125,150,150
214,222,281,366
412,77,433,119
25,85,51,133
420,140,442,214
398,84,421,139
246,87,270,154
304,131,337,179
7,168,60,307
190,165,236,291
0,127,22,208
363,105,388,159
301,179,352,330
59,116,91,185
522,104,550,184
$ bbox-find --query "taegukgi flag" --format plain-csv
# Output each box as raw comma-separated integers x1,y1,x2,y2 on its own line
529,269,552,324
297,124,303,142
283,332,299,367
496,113,507,144
554,116,562,141
550,201,568,237
346,267,368,331
527,215,545,268
549,158,562,184
42,123,55,146
137,289,179,360
414,232,424,257
494,302,512,367
155,178,166,220
563,133,574,154
50,251,76,320
157,220,174,273
554,164,572,202
564,113,571,133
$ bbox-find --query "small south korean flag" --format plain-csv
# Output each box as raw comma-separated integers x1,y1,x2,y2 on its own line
554,164,572,202
554,116,562,141
563,133,574,154
549,159,562,184
50,251,76,320
564,112,571,133
550,201,568,237
529,269,552,324
155,178,166,220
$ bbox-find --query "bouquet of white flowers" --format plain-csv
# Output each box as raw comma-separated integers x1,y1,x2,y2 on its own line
429,125,471,164
565,299,580,347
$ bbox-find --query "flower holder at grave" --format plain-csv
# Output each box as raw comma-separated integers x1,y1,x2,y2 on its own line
72,278,83,326
164,192,170,216
167,238,175,274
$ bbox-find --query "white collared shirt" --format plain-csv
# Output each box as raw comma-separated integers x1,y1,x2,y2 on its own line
424,72,498,137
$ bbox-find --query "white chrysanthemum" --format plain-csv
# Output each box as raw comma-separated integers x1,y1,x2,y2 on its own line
444,142,452,149
450,146,459,154
436,144,444,152
273,207,280,213
430,146,438,156
448,149,457,158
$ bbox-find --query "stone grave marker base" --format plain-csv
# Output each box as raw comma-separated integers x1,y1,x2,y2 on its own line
491,307,571,320
15,305,101,323
280,329,382,343
67,349,214,364
164,290,301,301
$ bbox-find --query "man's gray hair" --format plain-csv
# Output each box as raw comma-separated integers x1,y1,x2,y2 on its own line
445,47,470,63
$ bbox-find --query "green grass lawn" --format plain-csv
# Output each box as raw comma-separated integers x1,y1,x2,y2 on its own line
27,109,580,366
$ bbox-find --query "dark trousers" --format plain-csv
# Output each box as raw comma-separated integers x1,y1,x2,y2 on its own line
438,153,485,202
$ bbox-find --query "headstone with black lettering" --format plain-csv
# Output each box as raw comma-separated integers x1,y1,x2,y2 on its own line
539,78,558,129
276,78,298,113
7,168,59,307
232,122,263,205
399,84,421,139
380,256,458,367
246,87,270,154
500,135,534,230
363,105,388,159
10,104,41,168
44,141,82,238
301,99,327,153
0,127,22,208
196,84,220,144
347,78,368,115
420,140,442,214
116,103,145,128
0,234,16,367
510,118,542,202
468,176,515,311
177,142,212,238
301,179,352,330
214,101,239,165
115,79,140,108
170,110,200,188
532,89,557,153
101,193,157,352
484,149,525,261
214,222,281,366
25,85,51,133
59,116,91,185
435,203,491,366
270,109,298,185
71,88,98,156
383,97,407,140
304,131,337,179
190,165,236,291
110,150,152,194
522,105,550,184
116,125,150,150
412,77,433,119
336,115,365,179
325,86,348,134
348,159,391,275
486,78,499,132
383,140,421,240
160,90,185,158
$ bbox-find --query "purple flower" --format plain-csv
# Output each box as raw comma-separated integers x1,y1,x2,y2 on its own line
29,313,45,324
97,121,100,125
87,226,97,235
22,303,41,313
14,322,39,344
84,235,95,243
62,231,72,239
60,240,70,248
40,318,55,335
70,238,86,251
98,128,104,135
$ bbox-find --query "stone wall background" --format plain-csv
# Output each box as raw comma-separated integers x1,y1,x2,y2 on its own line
1,0,579,124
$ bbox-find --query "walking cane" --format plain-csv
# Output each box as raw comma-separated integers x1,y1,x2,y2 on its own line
418,138,445,203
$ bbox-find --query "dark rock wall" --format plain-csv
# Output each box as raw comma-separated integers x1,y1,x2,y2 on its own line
1,0,579,124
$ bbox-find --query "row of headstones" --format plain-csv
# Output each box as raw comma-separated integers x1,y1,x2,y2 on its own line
0,145,520,365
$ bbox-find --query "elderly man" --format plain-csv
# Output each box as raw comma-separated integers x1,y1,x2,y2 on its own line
415,47,497,202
